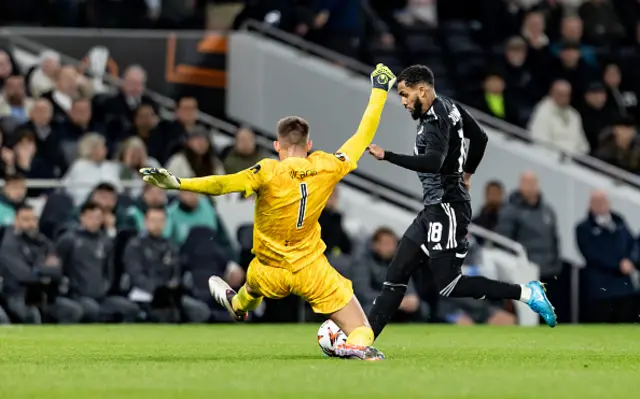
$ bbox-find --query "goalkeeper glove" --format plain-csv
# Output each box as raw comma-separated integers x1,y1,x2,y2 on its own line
370,63,397,92
139,168,181,189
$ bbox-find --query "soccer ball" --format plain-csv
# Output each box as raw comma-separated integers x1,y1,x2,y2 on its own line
317,320,347,356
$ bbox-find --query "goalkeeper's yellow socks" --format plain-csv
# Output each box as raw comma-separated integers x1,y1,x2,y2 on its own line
346,326,374,346
232,286,262,313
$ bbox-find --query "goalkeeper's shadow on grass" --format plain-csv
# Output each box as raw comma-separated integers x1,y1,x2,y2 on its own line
107,354,322,363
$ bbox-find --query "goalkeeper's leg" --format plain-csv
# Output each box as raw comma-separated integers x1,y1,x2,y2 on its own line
209,277,262,322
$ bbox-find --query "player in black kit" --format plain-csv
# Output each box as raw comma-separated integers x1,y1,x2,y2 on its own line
366,65,557,338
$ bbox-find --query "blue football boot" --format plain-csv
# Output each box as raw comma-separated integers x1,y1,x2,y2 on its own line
525,281,557,327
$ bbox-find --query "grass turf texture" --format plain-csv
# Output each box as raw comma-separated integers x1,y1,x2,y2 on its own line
0,325,639,398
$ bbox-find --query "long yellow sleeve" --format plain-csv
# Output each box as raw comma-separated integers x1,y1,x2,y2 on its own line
179,169,260,197
337,88,388,166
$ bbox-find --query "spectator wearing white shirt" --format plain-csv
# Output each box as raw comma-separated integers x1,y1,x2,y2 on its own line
28,50,60,98
528,79,589,154
63,132,121,205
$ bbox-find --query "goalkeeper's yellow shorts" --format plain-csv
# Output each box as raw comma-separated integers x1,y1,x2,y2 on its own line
246,256,353,315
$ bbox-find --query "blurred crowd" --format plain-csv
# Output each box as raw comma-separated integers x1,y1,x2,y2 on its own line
1,0,639,325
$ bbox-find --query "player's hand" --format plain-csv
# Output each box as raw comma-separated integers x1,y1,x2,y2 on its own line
368,144,385,160
370,63,397,92
139,167,181,189
463,172,472,191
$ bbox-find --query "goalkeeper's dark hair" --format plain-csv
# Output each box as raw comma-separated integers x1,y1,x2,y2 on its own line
397,65,435,88
276,116,309,146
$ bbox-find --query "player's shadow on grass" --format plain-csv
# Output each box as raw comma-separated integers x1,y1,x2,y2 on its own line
111,354,321,363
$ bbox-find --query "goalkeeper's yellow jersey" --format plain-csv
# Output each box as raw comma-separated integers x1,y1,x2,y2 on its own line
178,88,388,272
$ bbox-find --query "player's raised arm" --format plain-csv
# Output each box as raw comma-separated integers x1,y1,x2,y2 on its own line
139,164,264,197
336,64,396,168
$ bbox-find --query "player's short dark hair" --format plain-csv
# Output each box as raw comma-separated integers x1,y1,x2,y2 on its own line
80,201,101,215
371,227,397,243
397,65,435,88
276,116,309,146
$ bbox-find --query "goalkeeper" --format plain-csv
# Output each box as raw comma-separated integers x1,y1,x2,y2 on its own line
141,64,396,360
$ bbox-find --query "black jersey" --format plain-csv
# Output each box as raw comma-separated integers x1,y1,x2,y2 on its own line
414,96,471,205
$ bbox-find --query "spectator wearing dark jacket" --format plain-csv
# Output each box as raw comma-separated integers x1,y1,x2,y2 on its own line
123,207,209,323
577,82,617,154
576,190,640,323
56,202,139,323
309,0,361,57
547,41,597,106
318,188,352,256
595,116,640,174
0,204,83,324
352,227,422,320
472,180,504,234
495,171,561,279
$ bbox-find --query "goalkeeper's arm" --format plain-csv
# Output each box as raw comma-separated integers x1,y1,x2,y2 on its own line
337,88,388,169
179,169,261,197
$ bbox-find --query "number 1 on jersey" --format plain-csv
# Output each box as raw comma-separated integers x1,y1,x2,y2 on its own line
296,183,308,228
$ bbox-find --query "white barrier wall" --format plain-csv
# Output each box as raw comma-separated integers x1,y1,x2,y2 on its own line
226,31,640,265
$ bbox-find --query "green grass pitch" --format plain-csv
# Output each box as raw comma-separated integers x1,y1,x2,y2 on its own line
1,324,639,398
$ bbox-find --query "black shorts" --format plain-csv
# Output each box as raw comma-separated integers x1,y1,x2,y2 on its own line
403,201,471,259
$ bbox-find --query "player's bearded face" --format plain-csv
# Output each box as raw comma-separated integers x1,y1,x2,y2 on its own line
411,96,424,120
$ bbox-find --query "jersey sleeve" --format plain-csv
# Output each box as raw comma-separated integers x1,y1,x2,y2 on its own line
383,121,450,173
179,159,271,197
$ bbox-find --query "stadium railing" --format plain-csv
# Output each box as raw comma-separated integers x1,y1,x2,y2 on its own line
5,29,556,324
240,19,640,191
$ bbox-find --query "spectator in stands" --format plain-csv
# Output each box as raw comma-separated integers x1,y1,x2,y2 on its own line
501,36,541,107
157,0,204,29
309,0,361,57
27,50,60,98
576,190,640,323
123,207,210,323
10,128,55,186
602,63,638,123
167,191,221,247
579,0,625,46
528,80,589,154
352,227,422,320
117,136,161,198
42,65,92,124
496,171,561,281
594,115,640,173
0,75,33,124
56,201,140,323
0,204,84,324
547,41,597,105
63,133,121,206
19,99,66,177
165,128,224,178
520,10,550,70
104,65,156,129
81,182,126,238
0,126,16,178
319,187,352,256
222,126,269,174
128,103,164,163
467,71,522,127
0,49,13,90
157,96,203,162
124,184,172,237
0,173,26,226
550,15,597,68
578,82,616,153
57,98,95,145
472,180,504,233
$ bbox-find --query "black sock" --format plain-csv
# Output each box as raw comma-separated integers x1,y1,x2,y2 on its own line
368,284,407,339
448,276,521,301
